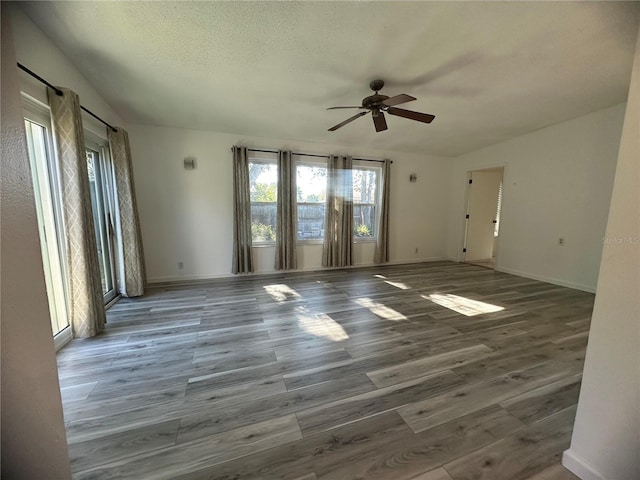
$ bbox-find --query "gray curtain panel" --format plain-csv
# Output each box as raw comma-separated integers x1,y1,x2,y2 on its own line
108,128,146,297
374,158,391,263
48,87,106,338
275,150,297,270
232,146,253,273
322,155,353,267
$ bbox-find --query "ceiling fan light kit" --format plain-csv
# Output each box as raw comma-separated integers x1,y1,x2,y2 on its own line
327,79,436,133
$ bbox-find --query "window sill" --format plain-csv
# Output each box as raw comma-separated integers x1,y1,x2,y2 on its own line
253,239,377,248
354,238,377,244
253,242,276,248
296,239,324,246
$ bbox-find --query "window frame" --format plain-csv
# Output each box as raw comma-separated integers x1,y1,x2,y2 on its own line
294,155,328,245
248,153,279,246
84,132,119,303
22,93,72,350
351,161,382,243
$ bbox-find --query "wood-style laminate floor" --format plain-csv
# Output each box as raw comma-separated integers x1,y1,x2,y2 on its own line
57,261,590,480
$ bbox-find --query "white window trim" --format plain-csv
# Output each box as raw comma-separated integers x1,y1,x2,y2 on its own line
352,161,382,243
295,155,328,245
248,154,278,246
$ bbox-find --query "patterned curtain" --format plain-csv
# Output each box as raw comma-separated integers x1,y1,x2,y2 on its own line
48,87,106,338
275,150,297,270
108,128,146,297
322,155,353,267
232,146,253,273
374,159,391,263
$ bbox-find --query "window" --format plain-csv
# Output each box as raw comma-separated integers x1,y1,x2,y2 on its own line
23,96,71,349
247,152,382,244
352,165,380,240
296,160,327,241
249,156,278,243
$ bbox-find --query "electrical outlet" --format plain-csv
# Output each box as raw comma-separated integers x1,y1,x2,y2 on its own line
415,247,419,254
558,237,565,246
178,261,184,269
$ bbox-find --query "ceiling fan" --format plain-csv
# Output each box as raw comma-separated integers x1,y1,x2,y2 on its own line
327,79,435,133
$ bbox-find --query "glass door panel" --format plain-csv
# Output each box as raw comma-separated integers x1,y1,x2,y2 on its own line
86,148,117,303
24,119,70,337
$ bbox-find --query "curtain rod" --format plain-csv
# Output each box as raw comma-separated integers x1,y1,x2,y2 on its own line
17,63,118,133
236,147,392,164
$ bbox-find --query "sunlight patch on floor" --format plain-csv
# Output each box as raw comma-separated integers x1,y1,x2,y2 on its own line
297,312,349,342
355,297,407,321
385,280,410,290
264,284,301,302
424,293,504,317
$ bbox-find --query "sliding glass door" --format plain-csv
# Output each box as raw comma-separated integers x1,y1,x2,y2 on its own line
24,117,71,343
86,146,118,303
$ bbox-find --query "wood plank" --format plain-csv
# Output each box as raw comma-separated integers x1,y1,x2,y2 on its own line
177,374,376,443
499,373,582,424
409,468,455,480
68,419,180,472
524,463,580,480
443,406,577,480
366,344,493,388
297,370,464,435
398,356,583,434
74,414,302,480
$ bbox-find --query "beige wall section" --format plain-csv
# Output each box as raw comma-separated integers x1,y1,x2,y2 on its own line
447,103,625,292
127,124,453,282
563,28,640,480
0,5,72,478
9,4,124,136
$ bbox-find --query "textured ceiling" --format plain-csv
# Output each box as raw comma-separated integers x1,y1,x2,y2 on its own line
20,1,640,157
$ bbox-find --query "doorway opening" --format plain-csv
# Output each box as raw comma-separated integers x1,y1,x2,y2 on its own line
462,167,504,270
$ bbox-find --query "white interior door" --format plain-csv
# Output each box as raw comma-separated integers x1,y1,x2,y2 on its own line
464,169,503,261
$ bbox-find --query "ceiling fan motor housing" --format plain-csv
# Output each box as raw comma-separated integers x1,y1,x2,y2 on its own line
362,94,390,110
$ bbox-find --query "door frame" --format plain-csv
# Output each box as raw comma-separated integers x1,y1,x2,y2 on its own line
85,133,119,304
458,164,508,267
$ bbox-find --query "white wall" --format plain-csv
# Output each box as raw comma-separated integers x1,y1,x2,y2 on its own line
446,103,626,292
563,28,640,480
127,124,452,282
1,5,72,478
9,4,125,135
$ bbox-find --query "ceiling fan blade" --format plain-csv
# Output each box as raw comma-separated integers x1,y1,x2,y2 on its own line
387,107,435,124
327,106,366,110
372,111,388,132
382,94,416,107
328,111,368,131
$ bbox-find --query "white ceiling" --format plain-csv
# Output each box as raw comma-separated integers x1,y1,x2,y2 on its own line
20,1,640,157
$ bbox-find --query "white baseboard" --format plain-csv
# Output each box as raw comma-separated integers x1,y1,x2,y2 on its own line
147,257,447,286
562,449,607,480
495,266,596,293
